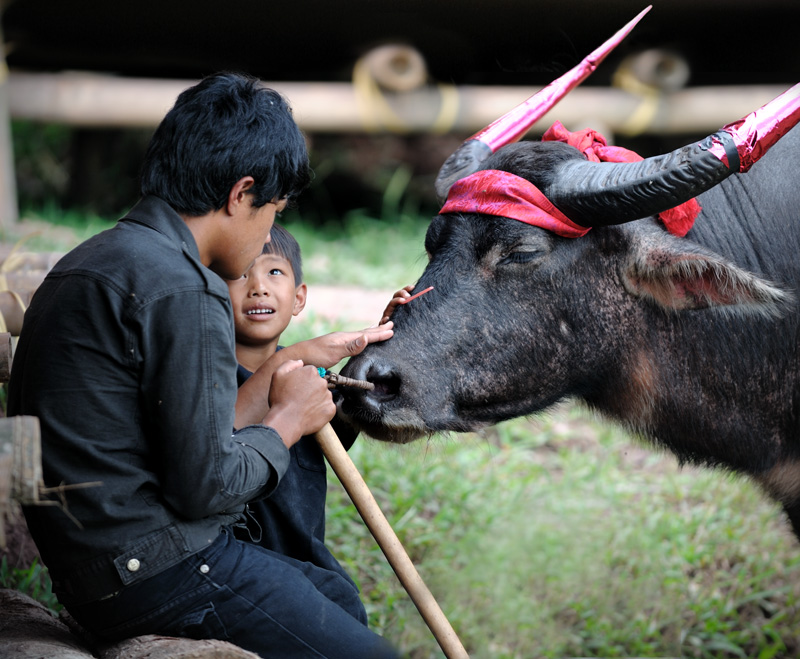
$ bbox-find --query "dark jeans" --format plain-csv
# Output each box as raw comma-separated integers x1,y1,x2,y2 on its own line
66,528,399,659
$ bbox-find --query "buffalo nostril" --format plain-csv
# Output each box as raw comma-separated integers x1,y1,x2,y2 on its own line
366,371,400,402
363,360,400,400
341,358,401,405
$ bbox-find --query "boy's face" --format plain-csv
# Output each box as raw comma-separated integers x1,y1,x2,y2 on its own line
227,252,306,346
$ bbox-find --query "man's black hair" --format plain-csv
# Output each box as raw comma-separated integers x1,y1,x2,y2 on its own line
263,224,303,286
139,72,311,216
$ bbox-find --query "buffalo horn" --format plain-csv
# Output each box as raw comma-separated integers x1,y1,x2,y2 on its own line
434,5,652,201
544,82,800,228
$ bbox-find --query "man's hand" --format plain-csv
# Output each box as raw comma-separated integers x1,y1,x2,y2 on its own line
263,360,336,448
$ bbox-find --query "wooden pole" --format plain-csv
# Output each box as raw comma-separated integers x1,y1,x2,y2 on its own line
315,423,469,659
0,415,41,550
0,15,19,229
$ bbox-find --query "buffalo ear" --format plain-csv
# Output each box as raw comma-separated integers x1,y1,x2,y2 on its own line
622,232,791,317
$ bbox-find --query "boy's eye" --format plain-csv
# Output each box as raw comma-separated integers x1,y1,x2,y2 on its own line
269,268,283,276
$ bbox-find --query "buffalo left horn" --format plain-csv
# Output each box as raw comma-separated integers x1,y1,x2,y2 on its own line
434,5,653,202
543,82,800,228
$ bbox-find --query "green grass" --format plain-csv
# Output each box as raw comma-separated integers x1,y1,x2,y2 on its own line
8,207,800,658
323,402,800,659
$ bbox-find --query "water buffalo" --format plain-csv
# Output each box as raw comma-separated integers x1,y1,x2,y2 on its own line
339,57,800,534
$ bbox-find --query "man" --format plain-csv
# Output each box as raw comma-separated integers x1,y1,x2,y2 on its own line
8,72,397,659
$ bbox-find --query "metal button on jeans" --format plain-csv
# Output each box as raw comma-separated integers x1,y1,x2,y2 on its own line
126,558,141,572
199,564,210,574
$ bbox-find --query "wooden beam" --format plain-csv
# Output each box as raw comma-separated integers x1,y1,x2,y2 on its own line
6,70,789,138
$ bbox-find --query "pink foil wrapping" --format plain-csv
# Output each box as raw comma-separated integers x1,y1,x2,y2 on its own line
708,83,800,172
474,5,652,151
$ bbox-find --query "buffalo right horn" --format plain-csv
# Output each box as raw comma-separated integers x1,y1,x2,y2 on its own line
434,5,653,202
544,82,800,228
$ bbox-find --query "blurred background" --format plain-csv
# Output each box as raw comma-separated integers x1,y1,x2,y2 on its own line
3,3,800,657
1,0,799,223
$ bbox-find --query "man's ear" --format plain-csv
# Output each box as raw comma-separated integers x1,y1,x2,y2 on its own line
293,283,308,316
226,176,256,215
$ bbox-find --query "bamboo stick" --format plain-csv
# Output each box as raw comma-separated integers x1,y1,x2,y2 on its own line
315,423,469,659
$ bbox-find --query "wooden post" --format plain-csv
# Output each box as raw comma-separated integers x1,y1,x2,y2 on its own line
0,415,42,503
0,11,19,229
0,330,11,380
0,292,25,336
0,429,9,548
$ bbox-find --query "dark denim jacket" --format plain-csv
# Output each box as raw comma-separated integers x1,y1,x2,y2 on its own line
8,196,290,605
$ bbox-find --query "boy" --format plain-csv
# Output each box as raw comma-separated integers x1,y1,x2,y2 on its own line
8,72,397,658
227,224,384,625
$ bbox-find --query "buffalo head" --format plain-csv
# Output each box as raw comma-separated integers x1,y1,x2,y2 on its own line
337,6,800,446
338,135,793,444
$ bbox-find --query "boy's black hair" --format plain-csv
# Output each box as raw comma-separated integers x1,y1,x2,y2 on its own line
263,224,303,286
139,72,311,216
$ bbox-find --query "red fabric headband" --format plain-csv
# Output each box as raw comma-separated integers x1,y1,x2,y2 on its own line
441,170,590,238
439,121,701,238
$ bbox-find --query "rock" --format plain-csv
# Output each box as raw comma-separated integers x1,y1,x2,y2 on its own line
0,589,261,659
0,588,93,658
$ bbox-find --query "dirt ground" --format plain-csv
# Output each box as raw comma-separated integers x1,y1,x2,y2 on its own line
300,285,395,326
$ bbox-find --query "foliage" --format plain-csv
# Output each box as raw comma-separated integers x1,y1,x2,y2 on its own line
11,120,73,210
0,556,60,614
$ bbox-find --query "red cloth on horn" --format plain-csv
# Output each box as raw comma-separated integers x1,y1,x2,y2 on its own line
542,121,701,237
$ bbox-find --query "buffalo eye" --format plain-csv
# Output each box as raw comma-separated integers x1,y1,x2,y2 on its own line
497,250,545,266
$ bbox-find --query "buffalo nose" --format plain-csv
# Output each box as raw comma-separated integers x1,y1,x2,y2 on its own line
345,357,401,404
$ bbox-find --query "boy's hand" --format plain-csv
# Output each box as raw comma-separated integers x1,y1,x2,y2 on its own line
380,285,415,325
263,360,336,448
285,323,394,370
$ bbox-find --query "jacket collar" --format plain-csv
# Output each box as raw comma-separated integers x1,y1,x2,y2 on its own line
123,196,202,262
